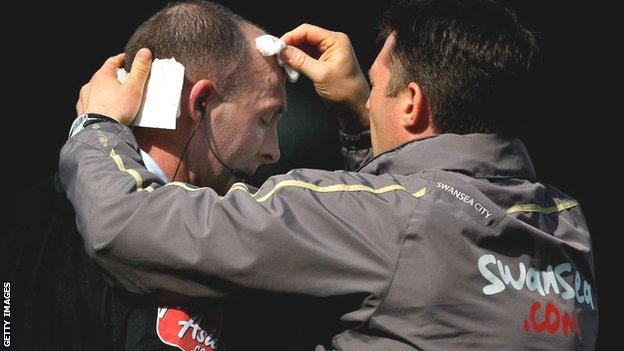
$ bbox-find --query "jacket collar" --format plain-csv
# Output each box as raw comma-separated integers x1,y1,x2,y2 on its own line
359,133,536,180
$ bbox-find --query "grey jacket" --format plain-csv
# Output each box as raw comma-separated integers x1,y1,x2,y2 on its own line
60,122,598,350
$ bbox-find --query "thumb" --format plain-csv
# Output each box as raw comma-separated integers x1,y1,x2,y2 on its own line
125,48,152,92
280,45,326,82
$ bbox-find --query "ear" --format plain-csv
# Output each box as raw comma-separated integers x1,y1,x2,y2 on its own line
188,79,217,124
399,82,430,133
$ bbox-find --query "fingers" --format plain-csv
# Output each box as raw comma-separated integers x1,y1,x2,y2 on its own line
125,48,153,93
76,49,152,125
281,23,333,47
280,45,327,82
281,23,351,59
100,53,126,74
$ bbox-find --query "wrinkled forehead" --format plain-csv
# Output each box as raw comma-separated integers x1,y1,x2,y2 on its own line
241,24,287,104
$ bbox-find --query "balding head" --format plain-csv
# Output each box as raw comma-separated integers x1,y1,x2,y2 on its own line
124,0,255,101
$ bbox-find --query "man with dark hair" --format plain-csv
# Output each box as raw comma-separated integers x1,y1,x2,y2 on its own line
4,1,289,349
377,0,539,136
60,0,597,350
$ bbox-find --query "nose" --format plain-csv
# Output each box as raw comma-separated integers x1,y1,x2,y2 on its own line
260,127,281,164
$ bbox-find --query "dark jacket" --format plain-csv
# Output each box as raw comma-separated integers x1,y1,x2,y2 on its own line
3,174,128,350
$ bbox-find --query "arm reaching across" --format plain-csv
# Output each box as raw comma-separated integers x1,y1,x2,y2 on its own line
60,122,417,299
63,47,417,300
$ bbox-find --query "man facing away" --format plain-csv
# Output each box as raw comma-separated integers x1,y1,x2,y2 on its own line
60,0,598,350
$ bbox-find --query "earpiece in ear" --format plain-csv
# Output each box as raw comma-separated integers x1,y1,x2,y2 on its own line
195,98,208,118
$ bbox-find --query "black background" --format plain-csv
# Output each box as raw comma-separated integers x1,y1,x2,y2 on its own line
2,1,614,348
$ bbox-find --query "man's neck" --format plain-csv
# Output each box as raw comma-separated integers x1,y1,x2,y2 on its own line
135,128,185,183
135,129,235,195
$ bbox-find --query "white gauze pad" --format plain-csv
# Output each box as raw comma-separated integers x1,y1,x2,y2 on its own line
116,57,185,130
255,35,300,83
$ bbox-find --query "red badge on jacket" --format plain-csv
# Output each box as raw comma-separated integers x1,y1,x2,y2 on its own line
156,306,221,351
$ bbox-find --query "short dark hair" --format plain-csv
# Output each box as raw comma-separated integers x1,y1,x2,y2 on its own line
379,0,541,135
124,0,252,100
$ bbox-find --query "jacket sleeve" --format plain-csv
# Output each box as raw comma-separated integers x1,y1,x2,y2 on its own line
59,123,421,300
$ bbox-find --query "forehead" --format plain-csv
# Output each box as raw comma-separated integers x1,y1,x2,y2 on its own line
248,65,286,112
241,25,287,107
242,58,287,114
